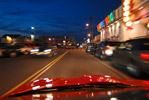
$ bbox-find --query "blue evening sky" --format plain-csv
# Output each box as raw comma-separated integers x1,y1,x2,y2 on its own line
0,0,121,43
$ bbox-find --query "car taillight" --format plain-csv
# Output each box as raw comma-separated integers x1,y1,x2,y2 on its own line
105,47,110,50
140,53,149,59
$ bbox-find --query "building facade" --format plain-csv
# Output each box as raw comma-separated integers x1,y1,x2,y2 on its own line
97,0,149,42
38,36,76,45
1,34,23,43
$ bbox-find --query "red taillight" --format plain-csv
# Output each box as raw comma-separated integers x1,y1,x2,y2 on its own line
140,53,149,59
147,93,149,99
105,47,110,50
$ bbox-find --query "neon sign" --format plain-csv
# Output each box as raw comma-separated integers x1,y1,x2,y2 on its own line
123,0,133,29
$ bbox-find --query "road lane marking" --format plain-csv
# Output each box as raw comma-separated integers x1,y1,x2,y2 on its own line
1,51,69,97
30,51,68,81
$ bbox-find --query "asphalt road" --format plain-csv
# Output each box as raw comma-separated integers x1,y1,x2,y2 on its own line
0,48,140,97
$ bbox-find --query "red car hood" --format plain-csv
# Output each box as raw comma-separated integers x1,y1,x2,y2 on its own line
1,75,149,99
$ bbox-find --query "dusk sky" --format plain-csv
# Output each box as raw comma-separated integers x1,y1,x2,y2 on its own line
0,0,122,43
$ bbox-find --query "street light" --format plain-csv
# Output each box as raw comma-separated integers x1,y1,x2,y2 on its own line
85,16,93,42
31,34,35,41
49,38,51,41
31,27,36,41
86,23,89,27
88,33,91,37
87,38,90,43
31,27,35,30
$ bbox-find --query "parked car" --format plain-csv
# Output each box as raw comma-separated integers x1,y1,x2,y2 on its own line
86,43,97,53
94,41,122,60
90,44,99,55
111,38,149,76
30,45,57,57
0,43,23,58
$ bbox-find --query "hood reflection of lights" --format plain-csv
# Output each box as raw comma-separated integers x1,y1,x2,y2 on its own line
44,78,52,82
32,86,40,90
46,94,53,99
46,84,53,88
105,75,110,78
32,94,40,97
34,79,39,83
111,97,118,100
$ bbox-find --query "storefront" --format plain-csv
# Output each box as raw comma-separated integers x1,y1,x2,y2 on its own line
93,34,100,44
97,6,123,41
122,0,149,40
97,0,149,42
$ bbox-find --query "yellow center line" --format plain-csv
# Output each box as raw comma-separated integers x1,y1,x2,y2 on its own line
30,51,68,82
1,51,69,97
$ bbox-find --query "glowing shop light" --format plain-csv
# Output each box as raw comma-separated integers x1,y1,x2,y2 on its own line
123,11,130,16
126,21,132,27
123,17,130,22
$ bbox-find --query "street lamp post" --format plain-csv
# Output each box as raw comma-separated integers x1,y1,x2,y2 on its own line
31,27,35,41
85,16,93,42
91,16,93,42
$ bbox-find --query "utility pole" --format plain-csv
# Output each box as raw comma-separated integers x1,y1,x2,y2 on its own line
91,16,93,42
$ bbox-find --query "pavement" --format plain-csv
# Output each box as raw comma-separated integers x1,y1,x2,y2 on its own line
0,48,147,97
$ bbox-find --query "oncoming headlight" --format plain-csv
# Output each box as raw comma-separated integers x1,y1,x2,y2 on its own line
31,49,39,52
44,49,51,52
105,50,113,56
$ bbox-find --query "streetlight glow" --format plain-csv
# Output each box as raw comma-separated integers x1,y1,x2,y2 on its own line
88,33,91,37
31,27,35,30
86,23,89,27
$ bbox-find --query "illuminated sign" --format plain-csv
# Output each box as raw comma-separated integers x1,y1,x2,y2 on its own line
123,0,133,29
105,17,108,25
110,12,114,21
100,20,105,28
107,15,111,23
147,22,149,28
97,23,101,31
31,34,35,41
97,10,116,31
6,36,12,43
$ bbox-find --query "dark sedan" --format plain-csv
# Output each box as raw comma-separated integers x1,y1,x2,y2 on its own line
86,43,97,53
95,41,122,60
111,38,149,76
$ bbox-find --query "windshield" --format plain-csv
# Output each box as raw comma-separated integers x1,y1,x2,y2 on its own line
0,0,149,100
